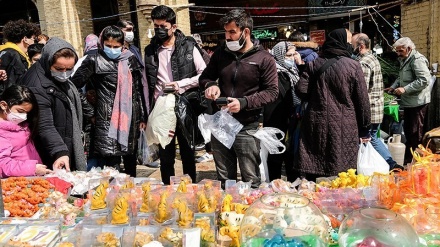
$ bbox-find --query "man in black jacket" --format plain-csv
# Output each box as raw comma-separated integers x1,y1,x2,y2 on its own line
199,9,278,188
144,5,206,184
0,19,40,94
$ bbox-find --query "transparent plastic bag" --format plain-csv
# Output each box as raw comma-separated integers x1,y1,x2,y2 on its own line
357,142,390,176
197,114,211,144
203,108,243,149
251,127,286,183
137,129,159,165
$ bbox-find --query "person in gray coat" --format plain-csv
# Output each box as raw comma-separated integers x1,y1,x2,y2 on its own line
385,37,431,164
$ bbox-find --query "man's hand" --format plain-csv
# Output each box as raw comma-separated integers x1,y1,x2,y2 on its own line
226,97,241,113
35,164,52,176
293,52,304,65
53,155,70,172
384,87,395,94
205,85,221,100
0,70,7,81
393,87,406,96
139,122,146,130
165,82,179,91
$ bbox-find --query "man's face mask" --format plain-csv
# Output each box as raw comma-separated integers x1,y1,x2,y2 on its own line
351,46,361,59
51,70,73,82
226,31,246,52
124,31,134,43
154,27,171,43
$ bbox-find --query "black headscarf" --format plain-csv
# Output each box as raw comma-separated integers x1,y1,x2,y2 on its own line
322,28,352,58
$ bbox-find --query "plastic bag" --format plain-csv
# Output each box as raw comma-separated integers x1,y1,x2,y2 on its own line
357,142,390,176
137,129,159,165
203,108,243,149
198,114,211,144
146,94,177,148
251,127,287,183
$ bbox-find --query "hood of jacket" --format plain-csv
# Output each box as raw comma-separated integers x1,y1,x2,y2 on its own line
38,37,78,76
0,121,29,133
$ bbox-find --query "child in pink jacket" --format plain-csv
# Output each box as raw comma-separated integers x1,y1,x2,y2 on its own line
0,85,51,177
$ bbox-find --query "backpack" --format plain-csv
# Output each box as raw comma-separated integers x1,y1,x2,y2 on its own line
422,127,440,153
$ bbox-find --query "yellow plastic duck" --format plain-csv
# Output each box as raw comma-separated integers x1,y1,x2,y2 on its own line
155,191,170,223
140,182,152,213
91,181,109,210
172,198,194,227
111,195,129,224
197,191,211,213
195,217,215,243
221,194,233,212
220,225,240,247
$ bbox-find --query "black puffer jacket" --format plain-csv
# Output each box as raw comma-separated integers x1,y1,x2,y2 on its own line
71,51,145,156
0,48,29,95
144,30,199,106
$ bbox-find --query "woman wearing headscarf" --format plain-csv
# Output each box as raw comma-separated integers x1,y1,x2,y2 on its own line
264,41,301,181
19,37,86,171
70,26,146,177
294,28,371,181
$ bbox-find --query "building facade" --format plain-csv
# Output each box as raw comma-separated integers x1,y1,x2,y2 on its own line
401,0,440,64
27,0,192,55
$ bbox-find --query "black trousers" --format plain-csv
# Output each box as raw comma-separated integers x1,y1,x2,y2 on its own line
404,104,429,164
159,127,196,184
102,154,137,177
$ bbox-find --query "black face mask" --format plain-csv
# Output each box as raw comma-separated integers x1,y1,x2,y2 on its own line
154,27,171,43
352,46,360,56
346,43,354,54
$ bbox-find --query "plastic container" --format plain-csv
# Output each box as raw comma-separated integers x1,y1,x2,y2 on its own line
338,207,419,247
388,134,406,166
240,193,330,246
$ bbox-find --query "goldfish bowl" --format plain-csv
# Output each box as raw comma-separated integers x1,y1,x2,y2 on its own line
240,193,330,247
338,207,420,247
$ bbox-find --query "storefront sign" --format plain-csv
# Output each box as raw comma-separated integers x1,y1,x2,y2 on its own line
308,0,366,14
252,29,277,40
310,30,326,46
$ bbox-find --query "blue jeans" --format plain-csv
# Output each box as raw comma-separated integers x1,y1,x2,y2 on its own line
370,124,397,169
211,126,261,188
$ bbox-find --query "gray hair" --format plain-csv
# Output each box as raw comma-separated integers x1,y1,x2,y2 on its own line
354,33,371,49
393,37,416,49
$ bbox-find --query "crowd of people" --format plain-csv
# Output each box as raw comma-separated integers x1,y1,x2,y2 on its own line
0,5,433,188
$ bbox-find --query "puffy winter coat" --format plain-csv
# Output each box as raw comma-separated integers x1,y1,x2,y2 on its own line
0,121,41,178
71,51,145,156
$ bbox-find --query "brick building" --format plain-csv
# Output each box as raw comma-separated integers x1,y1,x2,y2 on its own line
401,0,440,64
33,0,192,55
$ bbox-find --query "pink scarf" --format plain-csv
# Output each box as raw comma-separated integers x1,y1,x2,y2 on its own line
108,49,133,151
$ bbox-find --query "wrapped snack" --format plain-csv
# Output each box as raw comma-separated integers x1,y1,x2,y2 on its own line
171,197,194,227
96,232,120,247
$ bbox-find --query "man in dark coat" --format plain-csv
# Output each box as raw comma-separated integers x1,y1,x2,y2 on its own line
199,9,278,188
294,28,371,181
0,19,40,95
19,37,86,171
144,5,206,184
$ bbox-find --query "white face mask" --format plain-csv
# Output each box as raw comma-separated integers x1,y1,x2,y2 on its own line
51,70,73,82
125,31,134,42
226,31,246,52
7,111,27,125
